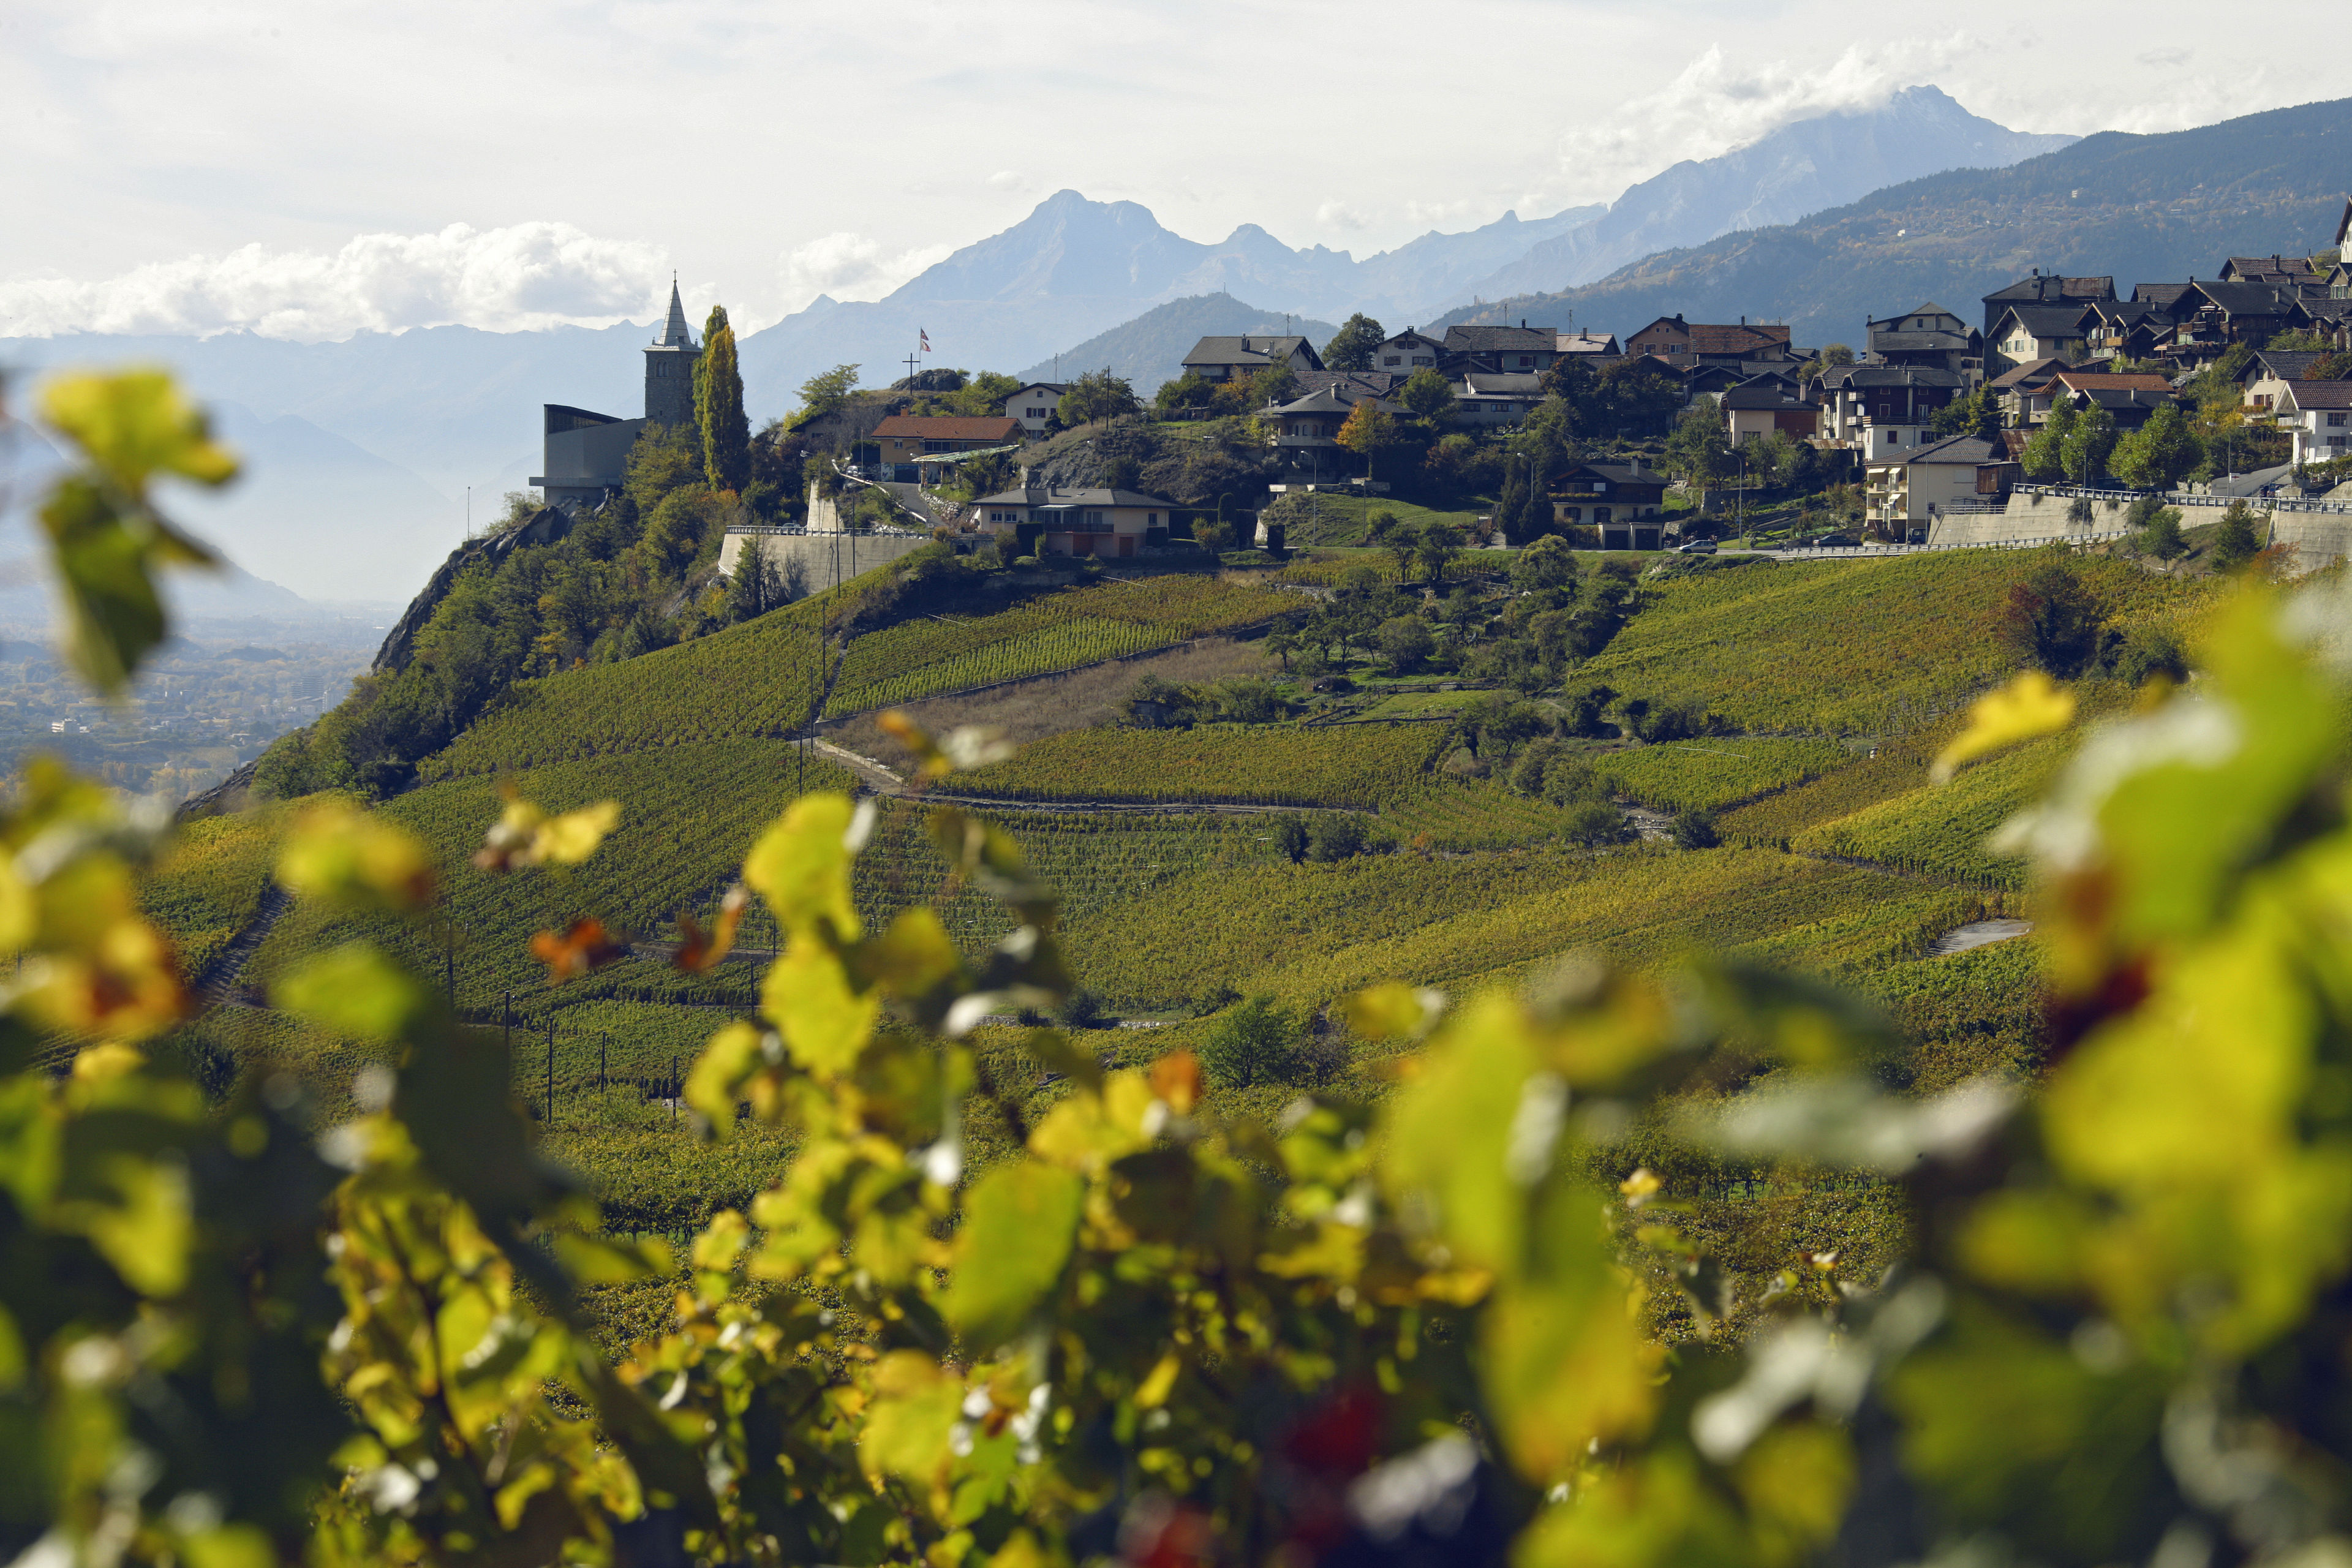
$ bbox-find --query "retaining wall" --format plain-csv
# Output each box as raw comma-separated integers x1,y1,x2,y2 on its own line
717,530,934,584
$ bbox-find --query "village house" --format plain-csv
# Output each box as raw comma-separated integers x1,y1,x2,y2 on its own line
1180,334,1324,383
1865,303,1983,377
970,483,1178,559
2217,255,2317,287
1988,303,2092,369
999,382,1066,435
2171,280,2307,347
1986,358,2077,426
2274,380,2352,466
2240,350,2329,414
1264,385,1403,454
2048,369,2177,431
1980,272,2114,339
1441,323,1559,375
1864,434,2020,537
1555,330,1621,361
2079,300,2169,363
869,415,1022,481
1550,459,1668,549
1721,379,1821,445
1454,372,1546,426
1625,314,1797,369
1372,330,1447,374
1809,364,1963,458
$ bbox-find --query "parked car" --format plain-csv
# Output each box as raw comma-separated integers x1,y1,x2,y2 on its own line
1815,532,1860,548
1673,538,1717,556
1905,529,1927,545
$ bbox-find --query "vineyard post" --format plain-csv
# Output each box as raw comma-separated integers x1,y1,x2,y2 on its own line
671,1055,680,1120
546,1019,554,1125
503,991,511,1057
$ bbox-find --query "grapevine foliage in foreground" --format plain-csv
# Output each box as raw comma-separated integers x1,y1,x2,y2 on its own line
14,369,2352,1568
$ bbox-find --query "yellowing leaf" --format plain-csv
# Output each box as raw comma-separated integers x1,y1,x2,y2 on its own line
1932,671,2076,784
941,1163,1084,1353
475,797,620,870
274,943,432,1042
743,794,862,941
279,799,435,913
761,938,879,1077
1340,982,1444,1041
685,1020,764,1137
859,1351,962,1486
41,369,239,492
858,905,961,997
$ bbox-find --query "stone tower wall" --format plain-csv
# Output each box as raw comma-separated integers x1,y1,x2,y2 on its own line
644,347,699,428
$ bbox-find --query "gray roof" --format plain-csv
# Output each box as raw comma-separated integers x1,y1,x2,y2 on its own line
1984,274,2114,304
2247,350,2326,381
1460,372,1545,395
971,486,1180,508
1293,369,1400,399
1819,364,1965,389
1986,357,2073,390
2282,380,2352,411
1993,304,2093,337
1869,331,1977,352
1721,383,1815,410
1267,386,1400,416
1897,434,2003,465
653,281,696,349
1182,334,1312,368
1445,325,1555,353
2187,281,2300,317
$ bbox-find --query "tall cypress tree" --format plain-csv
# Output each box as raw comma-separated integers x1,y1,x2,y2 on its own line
699,314,750,495
693,304,728,442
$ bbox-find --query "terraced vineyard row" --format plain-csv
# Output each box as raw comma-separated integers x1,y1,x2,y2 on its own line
1382,782,1597,851
1588,736,1856,813
1789,731,2070,890
424,596,837,778
1062,843,1967,1013
1581,552,2198,735
141,801,298,981
941,723,1444,808
824,576,1294,716
252,740,858,1010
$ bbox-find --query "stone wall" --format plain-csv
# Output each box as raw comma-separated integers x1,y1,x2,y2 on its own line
1925,491,2352,566
717,530,935,586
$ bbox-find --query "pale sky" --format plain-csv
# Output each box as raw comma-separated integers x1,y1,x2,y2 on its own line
3,0,2342,342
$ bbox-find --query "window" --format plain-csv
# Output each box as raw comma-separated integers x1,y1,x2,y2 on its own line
2331,413,2348,428
1383,356,1401,366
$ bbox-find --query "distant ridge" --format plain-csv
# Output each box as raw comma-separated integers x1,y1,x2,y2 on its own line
1017,295,1340,396
1426,95,2352,349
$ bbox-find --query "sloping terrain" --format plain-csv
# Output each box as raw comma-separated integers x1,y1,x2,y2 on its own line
1430,95,2352,345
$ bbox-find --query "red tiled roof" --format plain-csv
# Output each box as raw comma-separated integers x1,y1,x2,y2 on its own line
870,415,1022,440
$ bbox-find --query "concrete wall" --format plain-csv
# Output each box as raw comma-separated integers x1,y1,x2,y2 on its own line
717,530,934,584
1924,491,2352,566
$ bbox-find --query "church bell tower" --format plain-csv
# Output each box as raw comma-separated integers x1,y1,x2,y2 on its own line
644,279,701,428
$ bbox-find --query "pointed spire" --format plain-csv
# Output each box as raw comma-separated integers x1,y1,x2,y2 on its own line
658,277,694,348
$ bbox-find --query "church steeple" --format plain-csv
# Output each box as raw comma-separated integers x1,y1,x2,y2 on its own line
655,277,696,349
644,275,702,426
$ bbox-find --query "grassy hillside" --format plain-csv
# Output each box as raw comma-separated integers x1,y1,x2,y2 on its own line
1431,95,2352,345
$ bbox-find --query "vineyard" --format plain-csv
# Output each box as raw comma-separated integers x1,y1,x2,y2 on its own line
140,800,295,978
1065,842,1973,1013
423,595,837,779
1382,780,1599,851
823,577,1295,717
1788,730,2073,889
940,723,1445,807
1586,736,1857,813
251,741,859,1009
1578,551,2199,735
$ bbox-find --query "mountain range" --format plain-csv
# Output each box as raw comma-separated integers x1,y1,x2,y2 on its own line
1422,95,2352,349
13,85,2317,606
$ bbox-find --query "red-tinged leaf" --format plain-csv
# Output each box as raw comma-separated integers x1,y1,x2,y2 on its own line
530,919,627,983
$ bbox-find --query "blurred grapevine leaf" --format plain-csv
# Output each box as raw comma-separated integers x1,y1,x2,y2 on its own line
474,794,621,871
36,369,233,696
277,797,435,913
1931,669,2075,784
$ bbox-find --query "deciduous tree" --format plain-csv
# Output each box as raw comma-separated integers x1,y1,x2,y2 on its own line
1321,313,1385,372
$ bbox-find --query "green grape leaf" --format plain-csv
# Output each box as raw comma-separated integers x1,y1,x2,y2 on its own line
761,940,880,1077
941,1162,1084,1354
744,794,861,941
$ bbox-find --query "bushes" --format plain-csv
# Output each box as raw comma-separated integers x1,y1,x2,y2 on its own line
1995,556,2104,677
1198,993,1302,1086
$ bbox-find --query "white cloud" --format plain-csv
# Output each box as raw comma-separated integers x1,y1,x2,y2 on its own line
1550,37,1990,206
0,222,669,341
1316,201,1373,232
775,232,956,314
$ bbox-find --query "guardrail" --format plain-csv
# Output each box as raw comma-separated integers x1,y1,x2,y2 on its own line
1768,530,2131,560
2011,483,2352,516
